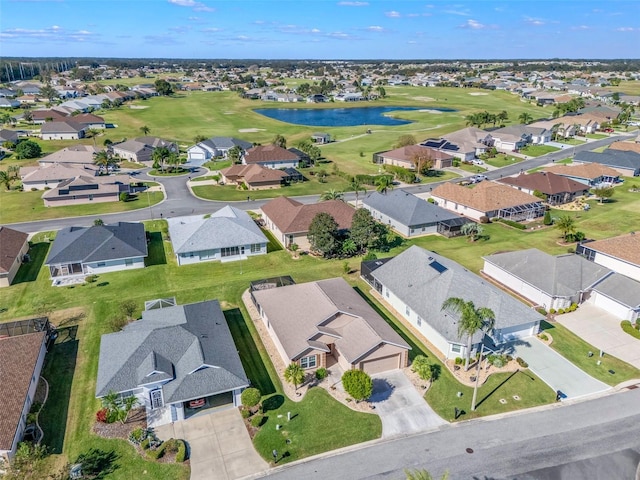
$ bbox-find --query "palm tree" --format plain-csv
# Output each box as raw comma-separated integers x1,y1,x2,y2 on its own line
441,297,496,371
320,189,344,201
375,175,393,194
284,363,305,391
152,146,171,172
404,469,449,480
497,110,508,126
140,125,151,136
555,214,576,241
349,177,366,208
0,171,12,190
518,112,533,125
93,150,116,174
88,128,100,146
460,222,484,242
119,395,138,425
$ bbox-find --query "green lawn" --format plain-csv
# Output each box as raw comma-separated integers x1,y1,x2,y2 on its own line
540,321,640,386
484,153,522,168
203,159,232,171
555,138,585,146
456,162,487,173
527,158,572,173
586,133,608,139
419,170,460,183
519,144,561,157
0,190,164,224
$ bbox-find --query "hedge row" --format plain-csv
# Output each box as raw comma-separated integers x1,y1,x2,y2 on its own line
496,218,527,230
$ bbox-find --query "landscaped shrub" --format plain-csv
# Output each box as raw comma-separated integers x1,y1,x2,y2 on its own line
479,216,490,224
85,275,98,283
569,303,578,312
175,440,187,462
315,367,328,380
539,333,549,341
516,357,529,368
95,408,108,423
621,321,640,340
341,370,373,402
497,218,527,230
128,427,146,445
383,165,416,183
487,354,508,368
147,441,168,460
411,355,435,381
557,308,565,315
363,251,378,261
427,197,435,204
241,388,262,409
250,414,266,428
537,307,547,316
140,437,151,450
549,308,556,315
454,357,464,366
543,209,552,226
240,408,251,419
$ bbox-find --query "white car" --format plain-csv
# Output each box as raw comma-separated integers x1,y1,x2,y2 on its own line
469,174,488,183
472,159,485,165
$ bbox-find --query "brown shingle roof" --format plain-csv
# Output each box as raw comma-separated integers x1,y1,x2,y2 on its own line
432,181,542,212
220,164,286,184
583,233,640,266
609,141,640,154
497,172,588,195
262,197,355,234
0,332,46,451
244,145,299,164
381,145,453,162
542,162,620,180
0,226,28,274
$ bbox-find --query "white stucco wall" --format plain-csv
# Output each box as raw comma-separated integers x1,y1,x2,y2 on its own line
483,262,562,309
592,252,640,282
84,257,146,275
431,196,486,221
176,244,266,266
589,291,636,321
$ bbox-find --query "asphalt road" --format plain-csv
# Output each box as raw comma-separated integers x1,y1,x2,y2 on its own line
258,386,640,480
6,133,636,234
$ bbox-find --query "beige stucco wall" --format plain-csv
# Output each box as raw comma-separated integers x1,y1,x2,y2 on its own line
44,193,119,207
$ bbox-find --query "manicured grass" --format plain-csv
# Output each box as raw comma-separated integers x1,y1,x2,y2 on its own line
519,144,561,157
119,160,146,169
555,138,585,146
456,162,487,173
148,168,189,176
203,159,232,171
484,153,522,168
253,388,381,465
527,158,572,173
419,170,461,183
190,175,218,182
586,133,608,139
0,190,164,224
540,321,640,386
260,227,284,252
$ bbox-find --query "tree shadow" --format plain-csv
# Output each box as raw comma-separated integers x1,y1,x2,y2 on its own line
262,394,285,412
13,242,49,284
144,231,167,266
474,369,520,410
74,448,120,479
369,378,395,403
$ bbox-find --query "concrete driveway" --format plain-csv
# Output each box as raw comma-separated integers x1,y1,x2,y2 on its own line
369,370,447,438
155,408,267,480
510,337,610,400
558,303,640,369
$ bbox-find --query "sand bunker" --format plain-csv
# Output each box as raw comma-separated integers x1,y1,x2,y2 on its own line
224,111,235,115
468,92,489,96
411,96,435,102
418,109,443,114
129,105,149,109
238,128,266,133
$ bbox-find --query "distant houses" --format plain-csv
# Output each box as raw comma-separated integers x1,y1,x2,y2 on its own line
111,137,178,164
41,174,131,207
242,145,300,169
186,137,253,166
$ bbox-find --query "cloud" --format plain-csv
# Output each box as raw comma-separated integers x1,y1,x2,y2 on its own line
0,25,99,43
144,33,183,45
616,27,637,32
167,0,214,12
571,25,591,30
337,1,368,5
201,27,220,33
524,16,545,26
384,10,401,18
444,9,471,16
367,25,384,31
459,19,497,30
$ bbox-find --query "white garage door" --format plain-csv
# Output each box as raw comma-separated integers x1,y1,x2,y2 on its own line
589,291,630,320
360,355,400,374
498,323,536,342
190,152,205,160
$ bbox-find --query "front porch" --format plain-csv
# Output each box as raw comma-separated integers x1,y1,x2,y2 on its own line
49,263,86,285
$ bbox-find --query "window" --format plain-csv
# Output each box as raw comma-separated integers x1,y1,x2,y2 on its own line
451,344,462,353
97,262,106,267
417,316,422,327
385,288,389,298
299,355,317,369
125,259,133,266
405,306,411,317
150,389,164,409
221,246,240,257
251,243,262,253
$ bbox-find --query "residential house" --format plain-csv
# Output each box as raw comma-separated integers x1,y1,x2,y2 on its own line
573,150,640,177
186,137,252,166
490,125,551,152
608,141,640,155
38,145,100,168
41,174,131,207
40,120,86,140
421,127,493,162
0,129,19,146
45,222,147,284
584,273,640,322
220,164,287,190
167,206,267,266
577,233,640,282
0,330,48,462
0,227,29,288
20,163,99,190
0,98,20,108
496,171,589,205
373,145,454,170
73,113,106,129
32,109,71,124
542,163,620,187
311,132,331,144
261,196,355,250
112,137,178,164
431,181,545,221
366,246,543,359
242,145,300,169
96,299,248,428
362,189,471,237
251,277,410,375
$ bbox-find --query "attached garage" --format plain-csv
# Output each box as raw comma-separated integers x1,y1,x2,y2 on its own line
496,322,540,342
588,273,640,322
360,354,401,374
589,291,634,321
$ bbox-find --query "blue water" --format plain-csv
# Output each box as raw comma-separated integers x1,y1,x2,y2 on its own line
253,106,456,127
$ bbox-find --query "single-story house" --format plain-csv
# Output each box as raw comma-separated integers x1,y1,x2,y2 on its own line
31,109,68,124
41,174,131,207
111,137,178,164
0,226,29,288
167,206,268,266
45,222,147,284
431,181,545,221
0,98,20,108
311,132,331,144
20,163,99,190
38,145,100,168
40,120,86,140
251,277,410,375
373,145,454,170
577,233,640,282
0,330,48,462
490,125,551,152
366,246,544,359
73,113,106,129
496,171,589,205
96,299,249,428
482,249,612,311
421,127,493,162
361,189,472,237
242,145,300,169
587,273,640,322
186,137,252,165
261,196,356,250
0,129,19,145
573,150,640,177
220,164,287,190
608,141,640,155
542,163,621,187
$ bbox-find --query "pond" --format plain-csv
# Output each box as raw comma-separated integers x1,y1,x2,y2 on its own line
253,106,456,127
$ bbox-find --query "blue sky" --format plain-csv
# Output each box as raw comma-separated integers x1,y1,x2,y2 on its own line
1,0,639,59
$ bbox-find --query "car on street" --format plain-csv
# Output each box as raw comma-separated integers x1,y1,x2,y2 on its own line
469,174,488,183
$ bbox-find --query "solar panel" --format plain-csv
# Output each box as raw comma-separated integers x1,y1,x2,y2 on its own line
429,260,448,273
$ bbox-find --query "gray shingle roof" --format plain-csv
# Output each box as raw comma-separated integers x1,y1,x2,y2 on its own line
592,273,640,308
46,222,147,265
168,206,267,254
483,249,612,297
96,300,249,403
574,150,640,170
372,246,543,344
201,137,252,151
362,189,460,227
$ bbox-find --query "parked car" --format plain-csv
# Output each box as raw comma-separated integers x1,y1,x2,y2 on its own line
469,174,488,183
472,159,485,165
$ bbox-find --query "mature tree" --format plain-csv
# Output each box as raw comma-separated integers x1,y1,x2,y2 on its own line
152,146,171,172
39,83,58,102
15,140,42,159
154,78,173,96
93,150,117,174
341,369,373,402
166,152,181,172
349,177,366,208
376,85,386,98
592,185,614,204
22,110,33,123
375,175,394,194
227,145,243,164
411,151,435,176
341,239,358,257
120,300,137,320
284,363,305,391
460,222,484,242
441,297,496,371
555,214,576,240
543,209,552,226
140,125,151,136
296,139,322,163
193,134,207,144
0,171,13,190
101,99,112,110
497,110,509,126
349,208,377,252
395,134,417,148
307,212,339,257
88,128,100,146
518,112,534,125
320,188,344,201
93,218,105,226
272,134,287,149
